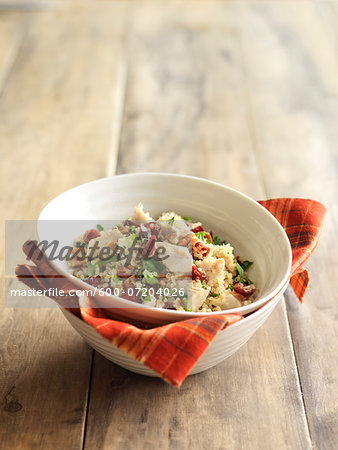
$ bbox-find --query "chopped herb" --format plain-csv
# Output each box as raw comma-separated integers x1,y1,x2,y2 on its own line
96,224,104,232
213,235,226,245
201,282,208,289
182,216,191,221
168,216,175,226
193,260,197,266
181,297,190,312
75,241,87,248
144,258,166,275
241,260,253,271
130,232,136,241
142,269,158,285
141,295,152,304
235,262,245,283
228,283,234,290
86,262,95,276
195,231,211,243
98,253,119,264
209,293,219,298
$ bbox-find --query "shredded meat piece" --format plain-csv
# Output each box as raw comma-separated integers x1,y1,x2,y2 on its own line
83,229,100,244
192,225,204,233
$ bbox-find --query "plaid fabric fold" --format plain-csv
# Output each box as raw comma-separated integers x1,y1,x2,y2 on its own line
258,198,326,301
15,198,326,387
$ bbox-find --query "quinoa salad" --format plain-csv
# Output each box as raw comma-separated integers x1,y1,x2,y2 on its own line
67,204,257,312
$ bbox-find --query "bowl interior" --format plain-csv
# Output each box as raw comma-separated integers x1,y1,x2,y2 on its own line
38,173,291,319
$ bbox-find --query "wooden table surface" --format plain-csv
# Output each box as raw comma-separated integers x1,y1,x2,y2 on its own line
1,1,337,449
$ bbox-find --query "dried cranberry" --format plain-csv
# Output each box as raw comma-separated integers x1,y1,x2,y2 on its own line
194,241,210,258
123,219,140,228
83,229,100,244
236,256,243,265
116,265,134,278
85,276,101,287
192,265,206,282
192,225,204,233
121,279,140,303
142,235,156,257
233,283,256,297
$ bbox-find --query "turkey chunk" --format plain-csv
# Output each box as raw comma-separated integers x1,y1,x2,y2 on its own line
158,212,191,245
154,242,192,274
88,228,123,257
191,282,210,311
130,203,153,222
210,293,242,310
196,256,225,286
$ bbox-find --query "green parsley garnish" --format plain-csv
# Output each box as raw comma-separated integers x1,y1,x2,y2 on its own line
98,252,119,264
168,216,175,226
144,258,166,275
182,216,191,221
181,297,191,312
130,231,136,240
241,260,253,271
228,283,234,290
142,269,158,285
86,262,95,276
195,231,211,243
209,293,219,298
96,224,104,231
75,241,87,248
213,235,226,245
235,262,245,283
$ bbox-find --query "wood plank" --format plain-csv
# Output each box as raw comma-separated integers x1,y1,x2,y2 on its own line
85,2,311,449
236,1,338,449
0,2,127,448
0,11,26,93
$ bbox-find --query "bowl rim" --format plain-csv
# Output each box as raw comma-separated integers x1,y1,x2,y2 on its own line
38,172,292,318
61,288,284,333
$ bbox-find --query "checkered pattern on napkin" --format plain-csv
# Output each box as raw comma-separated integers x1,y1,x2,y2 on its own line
15,198,326,387
258,198,325,302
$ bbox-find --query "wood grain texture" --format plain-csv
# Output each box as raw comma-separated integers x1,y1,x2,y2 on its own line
0,12,26,94
117,1,262,197
0,2,127,448
236,1,338,449
1,0,336,448
86,2,311,449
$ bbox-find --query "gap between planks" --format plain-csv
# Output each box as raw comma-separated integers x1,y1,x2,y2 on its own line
81,349,95,450
235,14,313,448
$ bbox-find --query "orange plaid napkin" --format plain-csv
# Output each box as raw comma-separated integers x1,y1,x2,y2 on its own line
16,198,325,387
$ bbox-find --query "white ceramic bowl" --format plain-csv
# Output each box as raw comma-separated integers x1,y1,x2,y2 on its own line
61,292,284,377
38,173,291,326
